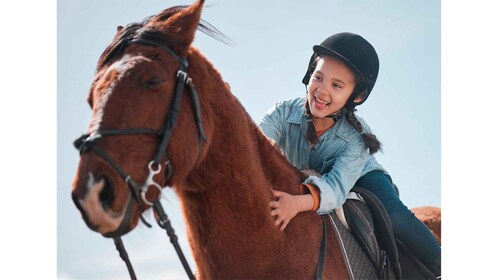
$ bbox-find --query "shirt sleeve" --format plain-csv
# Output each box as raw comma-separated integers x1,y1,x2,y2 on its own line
256,103,285,144
304,135,368,214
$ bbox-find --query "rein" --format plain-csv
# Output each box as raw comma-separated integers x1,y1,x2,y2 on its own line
74,38,206,280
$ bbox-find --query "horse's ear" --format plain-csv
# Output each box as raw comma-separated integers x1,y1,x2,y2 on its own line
113,26,124,40
149,0,205,56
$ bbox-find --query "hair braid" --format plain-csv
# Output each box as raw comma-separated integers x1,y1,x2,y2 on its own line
304,100,320,144
346,109,382,154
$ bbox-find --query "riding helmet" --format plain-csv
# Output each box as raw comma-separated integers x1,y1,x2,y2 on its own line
302,32,380,108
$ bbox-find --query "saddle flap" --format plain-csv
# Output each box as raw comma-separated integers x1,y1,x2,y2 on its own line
343,188,402,279
343,199,381,267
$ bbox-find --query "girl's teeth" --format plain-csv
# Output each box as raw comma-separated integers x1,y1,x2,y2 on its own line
316,97,328,105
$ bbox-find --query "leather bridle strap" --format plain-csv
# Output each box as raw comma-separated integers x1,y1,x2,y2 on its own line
186,77,208,145
73,37,207,280
154,200,196,280
74,132,155,201
73,57,207,204
130,38,189,70
153,70,187,163
316,215,328,280
152,71,208,163
113,237,137,280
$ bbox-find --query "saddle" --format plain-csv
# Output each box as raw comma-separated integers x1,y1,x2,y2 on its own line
339,187,438,280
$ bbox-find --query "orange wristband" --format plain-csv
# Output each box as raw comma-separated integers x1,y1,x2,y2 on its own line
299,183,321,211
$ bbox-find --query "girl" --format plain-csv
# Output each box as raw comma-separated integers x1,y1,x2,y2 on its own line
257,32,441,277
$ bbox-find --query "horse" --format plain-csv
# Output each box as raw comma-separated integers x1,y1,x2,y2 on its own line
71,1,440,278
411,206,441,245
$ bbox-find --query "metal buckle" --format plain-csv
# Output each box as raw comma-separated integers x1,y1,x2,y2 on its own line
140,161,163,206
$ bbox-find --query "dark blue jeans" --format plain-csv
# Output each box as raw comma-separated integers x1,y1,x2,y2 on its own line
355,170,441,276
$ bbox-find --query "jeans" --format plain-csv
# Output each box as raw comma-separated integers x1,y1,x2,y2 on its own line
355,170,441,276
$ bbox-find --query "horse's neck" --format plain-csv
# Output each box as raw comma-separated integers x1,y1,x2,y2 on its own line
181,108,303,233
182,123,302,276
176,66,304,273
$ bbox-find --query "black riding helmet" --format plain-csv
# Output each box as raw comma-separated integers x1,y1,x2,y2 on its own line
302,32,379,109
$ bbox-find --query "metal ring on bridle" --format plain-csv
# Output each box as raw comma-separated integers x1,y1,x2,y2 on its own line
140,161,163,206
73,35,203,280
140,183,163,206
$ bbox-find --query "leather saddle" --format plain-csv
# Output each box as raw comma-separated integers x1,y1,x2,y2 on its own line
340,187,438,280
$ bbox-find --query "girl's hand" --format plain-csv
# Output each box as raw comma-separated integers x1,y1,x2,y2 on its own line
270,189,313,231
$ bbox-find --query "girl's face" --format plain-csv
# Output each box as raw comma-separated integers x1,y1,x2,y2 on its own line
307,56,358,119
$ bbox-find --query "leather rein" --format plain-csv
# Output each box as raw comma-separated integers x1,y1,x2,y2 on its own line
74,38,206,280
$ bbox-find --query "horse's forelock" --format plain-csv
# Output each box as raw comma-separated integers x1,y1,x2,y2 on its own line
97,23,143,69
96,5,229,70
96,6,184,69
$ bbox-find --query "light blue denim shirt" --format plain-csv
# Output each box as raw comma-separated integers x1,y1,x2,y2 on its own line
257,97,387,214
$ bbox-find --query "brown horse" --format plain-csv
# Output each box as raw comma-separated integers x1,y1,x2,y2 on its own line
411,206,441,245
71,1,439,279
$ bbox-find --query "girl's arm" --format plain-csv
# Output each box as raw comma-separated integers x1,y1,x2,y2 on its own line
306,135,368,214
257,103,285,145
270,135,369,231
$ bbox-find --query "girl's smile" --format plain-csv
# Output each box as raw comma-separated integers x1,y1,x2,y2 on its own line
313,96,331,110
307,56,357,123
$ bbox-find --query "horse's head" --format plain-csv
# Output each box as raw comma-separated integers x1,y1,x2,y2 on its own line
72,0,213,237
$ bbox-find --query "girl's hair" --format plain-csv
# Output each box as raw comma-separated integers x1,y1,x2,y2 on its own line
304,55,382,154
304,101,320,145
345,108,382,154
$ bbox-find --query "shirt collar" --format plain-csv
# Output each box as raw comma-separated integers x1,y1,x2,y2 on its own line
286,104,307,125
284,99,358,142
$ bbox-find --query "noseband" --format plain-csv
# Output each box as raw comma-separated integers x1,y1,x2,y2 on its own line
74,38,205,280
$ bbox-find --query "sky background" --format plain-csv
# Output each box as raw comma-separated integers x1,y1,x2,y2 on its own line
2,0,497,279
57,0,441,279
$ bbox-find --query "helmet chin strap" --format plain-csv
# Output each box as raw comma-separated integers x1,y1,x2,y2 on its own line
306,99,347,122
325,107,348,121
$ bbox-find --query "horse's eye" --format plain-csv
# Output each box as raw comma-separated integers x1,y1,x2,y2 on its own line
142,77,165,90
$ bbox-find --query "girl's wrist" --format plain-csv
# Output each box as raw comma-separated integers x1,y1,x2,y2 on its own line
299,184,321,211
296,194,314,212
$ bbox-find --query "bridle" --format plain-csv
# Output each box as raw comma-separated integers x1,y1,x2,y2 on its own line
73,37,206,280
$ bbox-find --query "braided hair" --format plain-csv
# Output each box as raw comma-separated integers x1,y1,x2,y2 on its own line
304,100,320,145
345,109,382,154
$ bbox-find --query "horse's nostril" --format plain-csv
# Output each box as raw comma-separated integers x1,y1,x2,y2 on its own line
99,177,115,211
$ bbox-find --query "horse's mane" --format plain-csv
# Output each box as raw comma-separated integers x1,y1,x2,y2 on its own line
97,5,229,69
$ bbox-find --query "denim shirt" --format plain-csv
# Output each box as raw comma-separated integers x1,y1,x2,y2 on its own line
257,97,387,214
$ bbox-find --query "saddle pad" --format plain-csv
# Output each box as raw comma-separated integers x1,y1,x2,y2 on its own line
334,191,365,228
327,212,378,280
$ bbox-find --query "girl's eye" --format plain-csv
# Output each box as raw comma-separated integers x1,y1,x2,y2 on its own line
312,75,322,81
333,83,343,89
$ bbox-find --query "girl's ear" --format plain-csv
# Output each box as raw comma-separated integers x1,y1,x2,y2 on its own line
353,83,368,103
353,95,364,103
353,89,368,103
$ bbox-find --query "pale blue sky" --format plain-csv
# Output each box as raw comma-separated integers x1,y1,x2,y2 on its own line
57,0,442,279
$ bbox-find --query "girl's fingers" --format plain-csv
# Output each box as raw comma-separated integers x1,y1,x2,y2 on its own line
280,220,288,231
274,215,289,229
269,191,291,231
270,209,278,217
272,189,285,197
